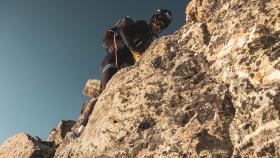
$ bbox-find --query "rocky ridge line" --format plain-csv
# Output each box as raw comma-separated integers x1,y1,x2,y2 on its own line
1,0,280,157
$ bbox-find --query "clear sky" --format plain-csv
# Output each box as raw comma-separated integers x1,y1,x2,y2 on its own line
0,0,188,144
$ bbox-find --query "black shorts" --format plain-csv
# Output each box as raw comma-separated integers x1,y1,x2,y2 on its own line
100,53,116,73
100,48,134,73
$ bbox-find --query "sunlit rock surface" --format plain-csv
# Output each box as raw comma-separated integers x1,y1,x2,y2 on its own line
48,120,76,146
1,0,280,157
0,133,54,158
54,0,280,157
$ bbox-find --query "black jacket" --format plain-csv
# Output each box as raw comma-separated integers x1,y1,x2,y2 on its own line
119,20,154,54
101,20,155,70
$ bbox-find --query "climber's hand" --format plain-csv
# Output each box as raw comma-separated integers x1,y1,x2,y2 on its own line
132,51,141,62
66,131,78,142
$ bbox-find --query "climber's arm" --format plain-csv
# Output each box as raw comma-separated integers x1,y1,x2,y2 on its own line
119,20,150,53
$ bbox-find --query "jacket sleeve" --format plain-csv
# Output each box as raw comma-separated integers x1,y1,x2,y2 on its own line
119,27,134,51
119,20,152,53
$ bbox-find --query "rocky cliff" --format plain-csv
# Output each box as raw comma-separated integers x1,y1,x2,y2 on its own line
1,0,280,157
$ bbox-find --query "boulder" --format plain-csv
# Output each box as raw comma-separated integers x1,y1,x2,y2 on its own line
0,133,54,158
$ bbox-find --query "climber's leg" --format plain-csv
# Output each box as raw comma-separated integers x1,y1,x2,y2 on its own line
100,53,118,91
80,99,97,127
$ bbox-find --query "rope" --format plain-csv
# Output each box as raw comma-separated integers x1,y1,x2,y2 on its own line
113,33,119,69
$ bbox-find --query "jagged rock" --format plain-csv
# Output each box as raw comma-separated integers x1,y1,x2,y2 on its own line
53,0,280,157
48,79,101,154
51,99,98,157
48,120,76,146
83,79,102,98
0,133,54,158
2,0,280,157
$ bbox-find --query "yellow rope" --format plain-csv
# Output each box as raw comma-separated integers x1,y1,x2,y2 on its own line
113,33,119,69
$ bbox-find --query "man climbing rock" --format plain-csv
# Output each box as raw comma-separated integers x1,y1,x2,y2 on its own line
67,9,172,141
100,8,172,90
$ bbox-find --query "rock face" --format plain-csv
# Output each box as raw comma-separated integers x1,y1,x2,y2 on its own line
53,0,280,157
83,79,102,98
48,120,77,146
0,133,54,158
1,0,280,157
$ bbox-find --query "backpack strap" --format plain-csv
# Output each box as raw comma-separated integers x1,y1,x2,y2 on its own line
106,29,119,69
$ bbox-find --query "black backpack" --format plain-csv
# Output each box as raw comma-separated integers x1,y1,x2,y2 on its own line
102,16,134,53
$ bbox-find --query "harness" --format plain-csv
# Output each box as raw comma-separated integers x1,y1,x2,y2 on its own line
102,29,140,74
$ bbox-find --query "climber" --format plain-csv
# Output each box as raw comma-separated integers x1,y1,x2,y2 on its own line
100,8,172,90
67,9,172,142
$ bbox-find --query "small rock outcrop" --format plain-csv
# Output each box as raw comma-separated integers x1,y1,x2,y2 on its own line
83,80,102,98
0,133,54,158
1,0,280,157
48,120,76,146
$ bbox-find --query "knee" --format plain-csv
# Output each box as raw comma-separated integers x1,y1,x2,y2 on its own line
101,64,118,90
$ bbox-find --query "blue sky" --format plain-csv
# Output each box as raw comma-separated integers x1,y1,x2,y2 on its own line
0,0,188,144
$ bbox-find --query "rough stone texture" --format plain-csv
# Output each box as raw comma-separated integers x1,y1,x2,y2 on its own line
1,0,280,157
53,0,280,157
51,0,280,157
48,80,101,156
0,133,54,158
48,120,76,146
83,79,102,98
